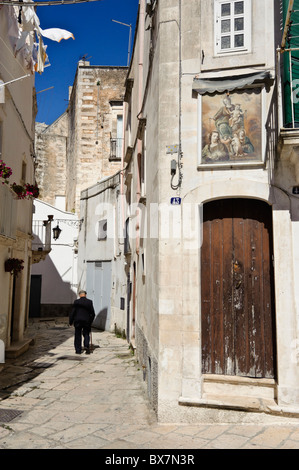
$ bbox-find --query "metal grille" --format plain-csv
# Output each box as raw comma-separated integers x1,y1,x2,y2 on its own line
110,138,123,161
0,409,23,422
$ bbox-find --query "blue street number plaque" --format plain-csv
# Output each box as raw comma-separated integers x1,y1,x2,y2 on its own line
170,197,181,205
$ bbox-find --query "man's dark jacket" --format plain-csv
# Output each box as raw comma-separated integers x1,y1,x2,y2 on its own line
69,297,95,329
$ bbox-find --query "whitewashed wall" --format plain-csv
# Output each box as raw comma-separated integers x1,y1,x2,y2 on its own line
31,199,78,313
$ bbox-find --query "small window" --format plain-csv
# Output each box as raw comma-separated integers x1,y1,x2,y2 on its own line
110,114,123,161
215,0,251,54
21,160,27,183
98,219,107,240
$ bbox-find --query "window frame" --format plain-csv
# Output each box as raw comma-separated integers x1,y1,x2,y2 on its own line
214,0,252,55
97,219,108,241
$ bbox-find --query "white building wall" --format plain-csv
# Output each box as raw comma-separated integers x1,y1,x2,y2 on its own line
124,0,299,423
0,4,37,349
31,199,78,316
78,172,127,334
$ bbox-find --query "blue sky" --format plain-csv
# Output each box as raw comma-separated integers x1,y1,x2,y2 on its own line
35,0,139,125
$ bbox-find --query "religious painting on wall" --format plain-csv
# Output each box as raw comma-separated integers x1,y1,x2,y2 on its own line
200,87,263,165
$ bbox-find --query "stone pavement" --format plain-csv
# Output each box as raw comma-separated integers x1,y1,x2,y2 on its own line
0,318,299,450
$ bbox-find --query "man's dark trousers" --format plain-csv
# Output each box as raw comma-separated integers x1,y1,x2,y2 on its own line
74,321,90,353
69,294,95,354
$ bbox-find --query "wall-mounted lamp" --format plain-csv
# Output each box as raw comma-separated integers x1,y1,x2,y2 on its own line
52,224,62,241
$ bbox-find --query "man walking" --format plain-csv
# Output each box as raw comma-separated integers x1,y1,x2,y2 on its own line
69,290,95,354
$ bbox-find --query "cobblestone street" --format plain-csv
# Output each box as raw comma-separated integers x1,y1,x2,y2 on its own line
0,318,299,451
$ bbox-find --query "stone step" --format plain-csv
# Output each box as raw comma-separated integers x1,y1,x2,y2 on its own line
179,394,299,418
5,338,34,359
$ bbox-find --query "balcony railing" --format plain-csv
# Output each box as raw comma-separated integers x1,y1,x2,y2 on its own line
32,220,51,251
0,183,17,239
279,3,299,129
110,138,123,161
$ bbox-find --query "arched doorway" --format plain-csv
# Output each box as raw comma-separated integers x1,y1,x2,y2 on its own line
201,198,276,378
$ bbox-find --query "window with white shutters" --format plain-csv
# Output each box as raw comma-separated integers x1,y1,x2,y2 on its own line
215,0,251,54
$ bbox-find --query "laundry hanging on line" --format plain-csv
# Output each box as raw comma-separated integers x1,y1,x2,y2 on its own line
34,36,49,74
40,27,75,43
2,2,74,75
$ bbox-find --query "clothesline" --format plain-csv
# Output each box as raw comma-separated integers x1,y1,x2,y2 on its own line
0,73,30,87
2,2,75,75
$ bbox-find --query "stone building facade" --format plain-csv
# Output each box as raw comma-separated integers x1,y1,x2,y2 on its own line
33,62,127,317
122,0,299,424
35,62,127,216
35,113,68,207
77,171,128,336
66,61,128,214
0,3,39,359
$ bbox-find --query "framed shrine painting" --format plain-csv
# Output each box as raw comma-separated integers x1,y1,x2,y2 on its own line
199,87,264,166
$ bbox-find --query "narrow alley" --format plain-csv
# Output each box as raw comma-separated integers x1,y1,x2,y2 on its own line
0,318,299,451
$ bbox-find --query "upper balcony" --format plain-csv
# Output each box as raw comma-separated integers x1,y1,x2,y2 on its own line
109,137,123,162
32,217,53,263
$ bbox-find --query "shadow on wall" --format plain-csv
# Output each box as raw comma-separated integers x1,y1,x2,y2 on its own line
93,308,107,331
30,243,77,318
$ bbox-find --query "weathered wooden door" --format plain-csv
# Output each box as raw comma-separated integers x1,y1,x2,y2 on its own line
201,198,276,378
